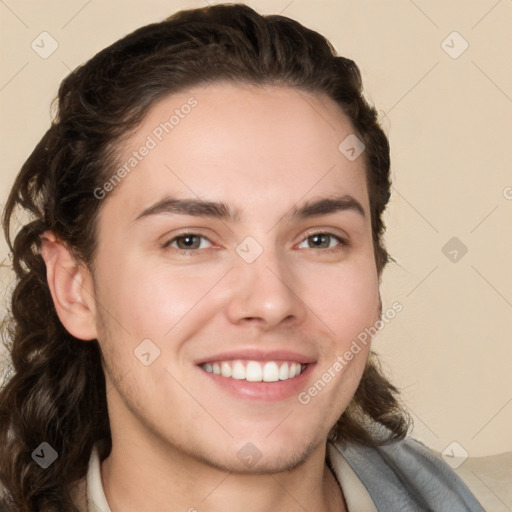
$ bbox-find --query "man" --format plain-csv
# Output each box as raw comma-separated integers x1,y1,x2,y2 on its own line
0,4,483,511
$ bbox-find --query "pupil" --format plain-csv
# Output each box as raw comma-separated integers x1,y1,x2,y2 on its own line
311,234,328,247
181,236,198,248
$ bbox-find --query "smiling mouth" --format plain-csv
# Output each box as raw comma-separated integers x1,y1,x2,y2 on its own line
200,360,308,382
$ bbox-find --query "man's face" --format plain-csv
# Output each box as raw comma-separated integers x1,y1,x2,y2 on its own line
89,82,381,472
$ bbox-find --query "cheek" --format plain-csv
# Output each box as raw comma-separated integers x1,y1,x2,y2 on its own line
299,257,380,344
95,252,229,341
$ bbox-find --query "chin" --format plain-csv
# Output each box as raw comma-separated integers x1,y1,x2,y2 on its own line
195,432,321,475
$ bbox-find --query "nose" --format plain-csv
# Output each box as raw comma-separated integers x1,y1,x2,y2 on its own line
224,245,307,329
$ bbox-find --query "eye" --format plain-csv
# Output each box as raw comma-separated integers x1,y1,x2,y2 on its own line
297,232,346,250
165,233,213,252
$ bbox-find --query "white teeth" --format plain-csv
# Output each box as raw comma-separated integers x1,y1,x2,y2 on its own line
279,363,289,380
246,361,263,382
232,361,246,380
221,362,232,378
201,360,305,382
262,361,279,382
289,362,301,378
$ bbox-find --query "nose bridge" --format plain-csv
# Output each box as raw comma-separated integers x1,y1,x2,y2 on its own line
225,236,305,326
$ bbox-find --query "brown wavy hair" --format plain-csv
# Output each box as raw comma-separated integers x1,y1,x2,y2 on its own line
0,3,409,511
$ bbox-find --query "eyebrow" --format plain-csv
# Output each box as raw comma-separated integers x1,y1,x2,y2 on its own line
134,197,242,222
134,194,366,222
288,195,366,221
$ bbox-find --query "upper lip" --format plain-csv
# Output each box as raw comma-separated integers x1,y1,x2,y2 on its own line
195,349,316,365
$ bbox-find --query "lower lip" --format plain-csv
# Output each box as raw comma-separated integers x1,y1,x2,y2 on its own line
198,364,315,401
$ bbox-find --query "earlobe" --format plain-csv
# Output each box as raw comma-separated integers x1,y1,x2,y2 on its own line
40,231,98,341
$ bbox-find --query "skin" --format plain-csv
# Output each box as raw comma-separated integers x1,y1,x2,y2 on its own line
42,82,381,512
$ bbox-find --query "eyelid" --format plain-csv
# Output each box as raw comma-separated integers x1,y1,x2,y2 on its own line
161,227,350,255
297,228,350,247
161,230,216,252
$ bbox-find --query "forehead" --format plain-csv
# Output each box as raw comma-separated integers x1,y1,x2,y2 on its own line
102,82,369,221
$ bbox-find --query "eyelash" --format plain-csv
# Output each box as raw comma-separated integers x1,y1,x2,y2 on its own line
298,231,349,252
162,230,349,256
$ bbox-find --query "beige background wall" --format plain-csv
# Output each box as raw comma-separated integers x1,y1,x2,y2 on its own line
1,0,511,459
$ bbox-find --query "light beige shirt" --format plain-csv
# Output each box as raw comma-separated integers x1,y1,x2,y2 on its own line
81,442,376,511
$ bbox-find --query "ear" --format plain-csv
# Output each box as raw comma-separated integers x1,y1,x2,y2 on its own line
39,231,98,341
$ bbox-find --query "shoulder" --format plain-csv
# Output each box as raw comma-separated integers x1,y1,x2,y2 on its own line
329,436,485,512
